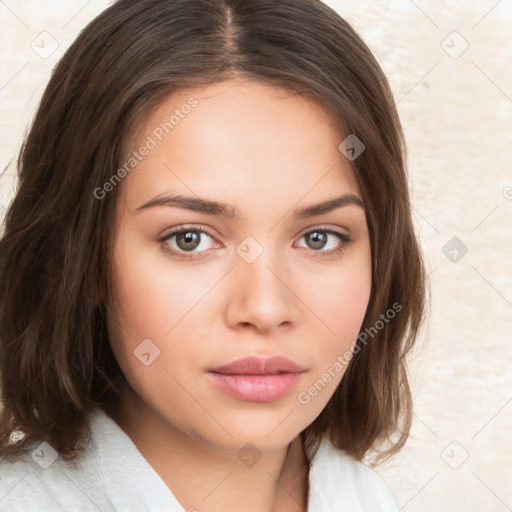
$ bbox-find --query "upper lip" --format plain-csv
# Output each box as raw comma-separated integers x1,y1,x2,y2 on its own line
210,356,304,375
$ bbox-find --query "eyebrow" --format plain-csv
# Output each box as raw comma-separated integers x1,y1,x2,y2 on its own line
135,193,365,218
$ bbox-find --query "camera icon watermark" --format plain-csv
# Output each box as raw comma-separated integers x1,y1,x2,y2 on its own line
30,31,59,60
440,441,469,469
442,236,468,263
338,134,365,161
441,31,469,59
31,441,58,469
134,338,161,366
503,186,512,201
236,442,262,468
236,236,264,264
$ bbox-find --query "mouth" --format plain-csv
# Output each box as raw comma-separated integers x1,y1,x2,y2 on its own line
209,355,304,375
207,356,306,402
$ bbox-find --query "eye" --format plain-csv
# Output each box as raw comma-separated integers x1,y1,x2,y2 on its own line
159,226,219,259
295,227,353,255
158,225,353,260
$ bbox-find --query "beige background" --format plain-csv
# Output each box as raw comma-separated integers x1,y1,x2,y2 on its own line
1,1,511,511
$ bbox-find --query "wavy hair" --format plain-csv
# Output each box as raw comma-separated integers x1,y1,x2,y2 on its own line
0,0,428,463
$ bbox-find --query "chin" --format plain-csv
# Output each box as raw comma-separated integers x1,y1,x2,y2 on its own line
186,407,310,454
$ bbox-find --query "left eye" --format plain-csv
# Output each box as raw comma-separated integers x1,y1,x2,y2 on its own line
295,229,351,252
159,227,352,258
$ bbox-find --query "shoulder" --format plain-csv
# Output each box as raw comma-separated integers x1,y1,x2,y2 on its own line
0,407,181,512
307,436,399,512
0,451,61,511
0,409,113,512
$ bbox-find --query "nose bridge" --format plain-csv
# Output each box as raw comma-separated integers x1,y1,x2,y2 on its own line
225,238,300,331
243,246,284,296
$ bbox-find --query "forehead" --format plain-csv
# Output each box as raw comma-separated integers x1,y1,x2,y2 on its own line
120,78,361,212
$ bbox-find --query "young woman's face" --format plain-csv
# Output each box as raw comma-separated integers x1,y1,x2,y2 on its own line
107,78,372,453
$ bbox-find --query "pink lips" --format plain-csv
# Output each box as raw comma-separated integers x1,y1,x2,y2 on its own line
207,356,305,402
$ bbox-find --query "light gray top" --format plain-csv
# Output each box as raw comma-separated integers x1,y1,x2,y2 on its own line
0,407,398,511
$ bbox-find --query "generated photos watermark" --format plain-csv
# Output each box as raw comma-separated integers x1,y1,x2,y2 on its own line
93,97,198,200
297,301,402,405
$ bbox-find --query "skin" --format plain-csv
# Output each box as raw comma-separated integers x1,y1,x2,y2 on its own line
104,77,372,512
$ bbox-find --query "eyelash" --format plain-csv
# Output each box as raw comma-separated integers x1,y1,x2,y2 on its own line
158,225,353,260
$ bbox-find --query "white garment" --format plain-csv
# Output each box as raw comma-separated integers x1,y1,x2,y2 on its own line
0,407,398,511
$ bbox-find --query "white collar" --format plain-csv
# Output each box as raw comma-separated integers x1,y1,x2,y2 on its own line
88,407,397,511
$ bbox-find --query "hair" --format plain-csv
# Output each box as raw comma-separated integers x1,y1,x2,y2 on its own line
0,0,427,464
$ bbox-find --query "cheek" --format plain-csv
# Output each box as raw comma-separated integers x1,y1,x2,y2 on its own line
106,233,203,380
105,239,218,428
298,246,372,395
307,247,372,342
109,231,203,338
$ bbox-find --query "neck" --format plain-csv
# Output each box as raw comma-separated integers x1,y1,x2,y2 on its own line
104,386,309,512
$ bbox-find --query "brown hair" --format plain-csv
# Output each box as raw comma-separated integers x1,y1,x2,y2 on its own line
0,0,427,463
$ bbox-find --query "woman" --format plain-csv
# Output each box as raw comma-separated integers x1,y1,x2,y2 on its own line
0,1,427,510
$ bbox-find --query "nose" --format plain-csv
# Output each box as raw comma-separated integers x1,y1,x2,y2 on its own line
224,247,301,334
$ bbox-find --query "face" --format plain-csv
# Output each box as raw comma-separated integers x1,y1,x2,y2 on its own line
106,78,372,454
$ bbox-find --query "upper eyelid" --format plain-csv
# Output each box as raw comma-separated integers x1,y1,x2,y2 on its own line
161,224,350,237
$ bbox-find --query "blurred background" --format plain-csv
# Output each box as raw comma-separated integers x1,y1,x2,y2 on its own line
1,1,511,510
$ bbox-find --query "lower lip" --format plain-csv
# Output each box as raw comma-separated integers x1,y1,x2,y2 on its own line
207,371,303,402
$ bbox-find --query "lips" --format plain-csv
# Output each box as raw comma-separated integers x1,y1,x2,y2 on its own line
207,356,305,402
210,355,304,375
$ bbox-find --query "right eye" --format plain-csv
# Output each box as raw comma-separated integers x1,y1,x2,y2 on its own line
158,226,221,259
